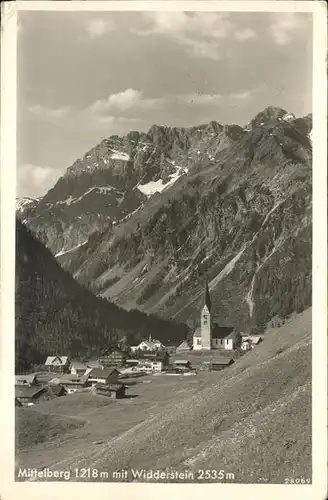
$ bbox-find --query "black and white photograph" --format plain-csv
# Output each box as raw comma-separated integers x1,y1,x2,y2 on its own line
0,1,327,498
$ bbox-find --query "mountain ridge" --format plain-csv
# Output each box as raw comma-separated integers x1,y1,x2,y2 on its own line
17,106,312,334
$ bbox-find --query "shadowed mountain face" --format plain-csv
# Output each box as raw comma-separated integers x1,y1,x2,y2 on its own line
17,106,312,333
15,220,188,372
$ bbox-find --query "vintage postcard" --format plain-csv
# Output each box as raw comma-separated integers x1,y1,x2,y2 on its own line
0,1,327,499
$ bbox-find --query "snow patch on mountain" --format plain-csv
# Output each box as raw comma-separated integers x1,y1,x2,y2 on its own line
110,151,130,161
137,166,188,197
16,197,37,213
58,186,123,207
55,240,88,258
59,195,75,206
281,112,296,122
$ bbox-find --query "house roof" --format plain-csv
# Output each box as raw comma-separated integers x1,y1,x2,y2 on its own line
44,356,69,366
212,325,235,339
95,383,125,392
52,374,88,385
176,341,191,351
211,358,234,365
193,325,235,339
100,348,128,357
246,335,262,344
136,351,168,360
88,368,119,379
15,386,46,399
15,374,38,385
138,340,160,350
86,360,103,369
70,361,87,370
49,384,67,396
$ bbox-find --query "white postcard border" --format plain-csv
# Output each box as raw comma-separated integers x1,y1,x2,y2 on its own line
0,2,327,500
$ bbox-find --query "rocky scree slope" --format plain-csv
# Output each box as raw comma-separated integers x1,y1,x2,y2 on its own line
17,107,312,333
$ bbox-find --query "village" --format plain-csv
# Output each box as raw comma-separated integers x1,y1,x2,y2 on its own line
15,285,262,407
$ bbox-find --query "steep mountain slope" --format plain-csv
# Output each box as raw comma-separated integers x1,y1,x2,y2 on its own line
58,107,312,332
17,116,260,257
15,220,187,372
18,106,312,333
16,197,38,216
23,308,311,483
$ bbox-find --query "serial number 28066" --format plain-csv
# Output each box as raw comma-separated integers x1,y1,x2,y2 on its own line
197,470,235,480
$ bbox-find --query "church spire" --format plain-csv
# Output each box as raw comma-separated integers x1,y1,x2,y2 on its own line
204,281,211,312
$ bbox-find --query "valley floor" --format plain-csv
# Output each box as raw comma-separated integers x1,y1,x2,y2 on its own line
15,309,312,484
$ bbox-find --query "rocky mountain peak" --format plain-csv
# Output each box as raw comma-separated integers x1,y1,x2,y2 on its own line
17,107,312,334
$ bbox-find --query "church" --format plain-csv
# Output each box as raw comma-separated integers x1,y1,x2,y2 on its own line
193,283,239,351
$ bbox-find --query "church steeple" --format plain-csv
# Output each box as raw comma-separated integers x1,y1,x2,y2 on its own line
204,281,211,312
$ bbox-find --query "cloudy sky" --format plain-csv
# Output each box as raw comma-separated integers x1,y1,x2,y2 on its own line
17,10,312,198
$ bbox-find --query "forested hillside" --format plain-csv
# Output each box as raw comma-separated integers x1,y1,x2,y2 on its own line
15,220,187,372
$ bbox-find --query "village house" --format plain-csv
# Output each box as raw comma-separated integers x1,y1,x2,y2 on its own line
44,355,70,374
125,359,140,368
241,335,263,348
15,385,47,406
99,348,129,368
84,360,103,376
87,359,103,369
15,373,39,386
70,361,88,376
241,339,252,351
135,363,153,374
166,345,178,355
173,360,192,371
87,367,120,386
135,350,170,367
193,283,240,351
136,336,165,352
210,358,234,371
50,374,88,394
48,384,67,397
94,383,126,399
151,360,164,372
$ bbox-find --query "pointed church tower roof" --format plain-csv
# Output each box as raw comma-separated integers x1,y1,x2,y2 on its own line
204,281,212,312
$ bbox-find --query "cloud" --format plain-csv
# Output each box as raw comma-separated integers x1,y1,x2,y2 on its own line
28,104,71,120
229,90,252,100
270,13,309,46
179,93,223,105
17,164,61,198
178,89,254,106
235,28,257,41
141,12,233,39
89,88,162,114
88,87,258,124
85,19,115,39
102,88,143,111
135,12,233,60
